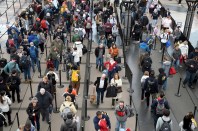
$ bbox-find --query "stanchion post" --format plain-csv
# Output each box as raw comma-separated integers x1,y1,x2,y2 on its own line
45,45,48,60
5,11,9,24
0,44,4,54
161,47,165,63
29,80,33,100
18,0,22,8
57,70,64,88
38,60,43,78
175,78,182,97
135,114,138,131
193,105,197,117
5,0,8,9
70,29,72,42
81,126,84,131
84,96,90,121
16,112,20,128
13,1,16,14
49,121,51,131
53,92,59,113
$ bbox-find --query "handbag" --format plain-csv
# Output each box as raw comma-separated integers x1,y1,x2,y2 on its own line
116,86,122,93
106,85,117,98
169,66,176,75
166,40,171,48
115,56,121,64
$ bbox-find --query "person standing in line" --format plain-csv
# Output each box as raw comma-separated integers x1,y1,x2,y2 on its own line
37,76,54,95
179,114,196,131
94,74,108,106
0,91,13,126
156,109,173,131
111,73,123,108
157,68,167,91
162,56,171,78
95,44,105,72
35,88,52,124
114,101,130,131
172,44,181,72
140,71,149,101
26,97,40,131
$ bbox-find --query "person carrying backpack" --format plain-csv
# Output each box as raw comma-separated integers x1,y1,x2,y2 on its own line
158,68,167,91
60,112,78,131
156,109,172,131
20,51,31,82
70,65,81,95
141,53,152,73
144,70,158,107
151,91,170,127
29,42,39,73
59,96,77,119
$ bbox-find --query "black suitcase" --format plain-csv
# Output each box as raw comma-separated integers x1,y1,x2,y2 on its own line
115,56,121,64
0,58,7,68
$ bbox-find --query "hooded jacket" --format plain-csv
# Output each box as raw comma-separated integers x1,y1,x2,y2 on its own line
114,105,130,122
35,91,52,109
93,114,111,130
60,119,77,131
144,76,158,94
156,116,173,131
3,61,21,75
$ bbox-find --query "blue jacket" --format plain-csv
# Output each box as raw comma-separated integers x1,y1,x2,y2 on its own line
93,114,111,131
28,34,38,43
139,42,150,53
7,27,19,35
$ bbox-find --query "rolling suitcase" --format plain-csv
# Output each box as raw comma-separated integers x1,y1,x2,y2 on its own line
0,58,7,68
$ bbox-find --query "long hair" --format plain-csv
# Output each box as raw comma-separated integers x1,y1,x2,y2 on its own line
183,115,192,130
0,91,6,104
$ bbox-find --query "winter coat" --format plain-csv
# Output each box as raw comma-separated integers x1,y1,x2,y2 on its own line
94,77,108,92
37,81,54,94
114,105,130,122
156,116,173,131
73,41,83,57
7,75,21,90
151,98,170,115
104,61,117,71
59,101,77,115
109,47,119,57
93,114,111,130
3,61,21,75
35,91,52,109
144,77,158,94
26,103,40,120
172,49,181,60
0,83,11,97
60,119,77,131
95,47,105,58
185,59,198,73
0,95,12,112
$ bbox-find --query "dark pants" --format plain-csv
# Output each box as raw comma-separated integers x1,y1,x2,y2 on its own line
97,88,105,104
40,108,50,122
39,42,44,53
105,32,112,39
11,87,20,102
3,111,11,124
31,118,40,130
141,88,145,100
145,92,156,107
183,71,196,87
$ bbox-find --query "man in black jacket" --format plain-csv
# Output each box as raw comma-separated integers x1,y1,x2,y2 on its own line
37,76,54,95
35,88,52,124
94,74,108,106
0,76,11,98
144,70,158,107
183,57,198,89
95,44,105,71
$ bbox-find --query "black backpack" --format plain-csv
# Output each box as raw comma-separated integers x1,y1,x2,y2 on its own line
147,79,155,93
47,73,56,85
159,118,171,131
143,57,151,69
20,55,30,69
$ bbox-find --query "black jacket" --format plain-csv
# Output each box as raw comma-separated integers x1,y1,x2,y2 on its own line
158,73,167,85
185,59,198,73
7,75,21,89
95,47,105,58
144,77,158,94
60,119,77,131
26,103,40,120
0,113,6,127
37,81,54,94
0,83,11,97
94,77,108,92
35,91,52,109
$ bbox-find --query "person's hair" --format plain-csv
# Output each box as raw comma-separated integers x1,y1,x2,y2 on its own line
65,96,71,102
11,69,17,75
159,91,165,98
43,76,48,81
149,70,155,77
183,115,192,130
163,109,170,117
114,73,120,80
163,56,169,61
73,47,77,50
96,111,102,116
0,91,6,104
144,71,149,76
188,112,194,119
158,68,164,73
68,85,73,93
119,100,124,104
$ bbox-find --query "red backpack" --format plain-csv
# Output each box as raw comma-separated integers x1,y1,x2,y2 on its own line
47,60,54,69
98,119,109,131
8,39,15,47
40,20,47,29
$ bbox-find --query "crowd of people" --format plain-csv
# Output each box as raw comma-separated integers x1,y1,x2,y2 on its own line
0,0,197,130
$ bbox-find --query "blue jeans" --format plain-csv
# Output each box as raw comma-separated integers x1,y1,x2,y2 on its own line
53,59,59,71
183,71,196,86
23,67,31,80
97,88,105,104
108,70,115,83
173,59,180,71
96,57,103,66
31,57,40,72
115,120,126,131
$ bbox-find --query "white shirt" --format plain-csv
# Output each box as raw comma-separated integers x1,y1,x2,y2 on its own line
72,51,80,63
141,75,149,83
179,43,188,56
99,79,105,88
73,41,83,57
0,95,12,112
110,78,122,87
46,71,59,82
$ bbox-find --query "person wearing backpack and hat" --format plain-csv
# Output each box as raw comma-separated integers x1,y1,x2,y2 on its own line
29,42,39,73
144,70,158,107
70,65,81,95
151,91,170,127
156,109,172,131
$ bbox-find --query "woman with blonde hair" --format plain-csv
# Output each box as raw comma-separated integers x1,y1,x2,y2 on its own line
110,73,122,108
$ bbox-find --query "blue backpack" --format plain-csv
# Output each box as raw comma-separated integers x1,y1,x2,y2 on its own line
29,46,37,59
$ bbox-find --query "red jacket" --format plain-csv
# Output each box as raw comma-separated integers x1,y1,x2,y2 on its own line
104,61,117,71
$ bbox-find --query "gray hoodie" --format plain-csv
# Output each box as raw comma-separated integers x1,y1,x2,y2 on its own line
114,105,130,122
60,119,77,131
156,116,173,131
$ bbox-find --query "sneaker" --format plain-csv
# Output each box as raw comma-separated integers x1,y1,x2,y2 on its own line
159,50,162,53
189,86,195,89
182,84,186,88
